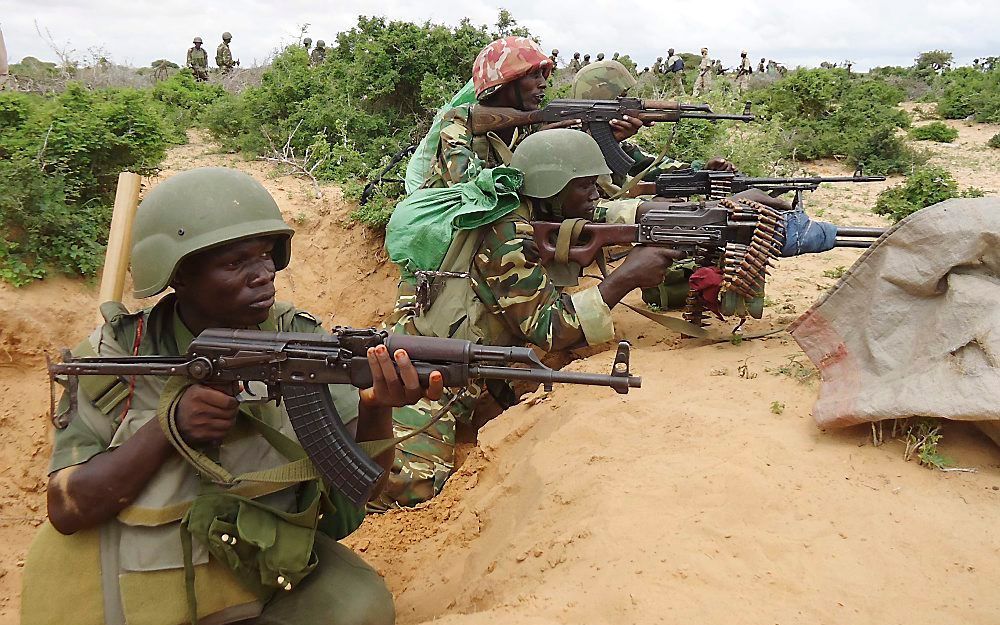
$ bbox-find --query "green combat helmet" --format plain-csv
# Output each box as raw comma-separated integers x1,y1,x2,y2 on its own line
571,60,637,99
193,37,203,44
316,40,326,49
510,128,611,199
131,168,294,298
222,31,232,41
303,37,312,48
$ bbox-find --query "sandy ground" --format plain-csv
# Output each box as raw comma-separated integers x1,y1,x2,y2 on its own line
2,113,1000,623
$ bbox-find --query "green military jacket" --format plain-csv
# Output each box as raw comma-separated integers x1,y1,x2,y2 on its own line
187,46,208,69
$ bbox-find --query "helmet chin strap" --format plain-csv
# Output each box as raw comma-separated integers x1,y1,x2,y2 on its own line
532,186,572,220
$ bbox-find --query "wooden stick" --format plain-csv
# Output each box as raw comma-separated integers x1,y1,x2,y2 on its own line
96,172,142,324
0,26,9,89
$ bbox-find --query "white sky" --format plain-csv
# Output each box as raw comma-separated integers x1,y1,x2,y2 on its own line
2,0,998,71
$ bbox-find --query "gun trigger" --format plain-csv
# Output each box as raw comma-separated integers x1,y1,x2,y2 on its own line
612,341,631,378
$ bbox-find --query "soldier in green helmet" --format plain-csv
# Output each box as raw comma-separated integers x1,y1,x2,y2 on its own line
567,51,582,73
310,40,327,66
216,31,237,73
549,48,559,67
186,36,208,81
20,167,443,625
376,129,682,509
302,37,312,52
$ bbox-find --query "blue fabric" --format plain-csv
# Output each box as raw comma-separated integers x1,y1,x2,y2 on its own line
780,208,839,257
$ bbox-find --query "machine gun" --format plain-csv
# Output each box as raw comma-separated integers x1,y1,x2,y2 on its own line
469,97,754,176
48,328,640,506
532,198,885,325
651,168,886,208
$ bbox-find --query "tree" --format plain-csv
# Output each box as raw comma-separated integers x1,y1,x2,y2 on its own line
493,9,531,39
915,50,953,74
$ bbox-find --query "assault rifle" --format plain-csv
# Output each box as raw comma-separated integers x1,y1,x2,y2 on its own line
650,168,886,207
48,328,640,506
360,144,417,205
469,98,755,176
532,199,885,324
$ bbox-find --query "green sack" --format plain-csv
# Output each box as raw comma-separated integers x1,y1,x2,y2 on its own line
404,79,477,194
386,166,524,284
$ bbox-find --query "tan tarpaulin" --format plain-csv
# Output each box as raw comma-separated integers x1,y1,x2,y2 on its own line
790,197,1000,429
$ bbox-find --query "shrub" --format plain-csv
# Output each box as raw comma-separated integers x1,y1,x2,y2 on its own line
747,69,917,174
988,133,1000,149
206,16,493,193
910,121,959,142
873,166,984,222
0,84,170,284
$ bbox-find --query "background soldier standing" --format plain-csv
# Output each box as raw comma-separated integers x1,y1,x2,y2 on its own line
302,37,312,52
549,48,559,68
582,53,591,67
666,48,686,96
736,50,753,93
310,40,327,65
186,36,208,81
652,56,663,74
568,52,582,72
693,47,712,96
216,32,237,73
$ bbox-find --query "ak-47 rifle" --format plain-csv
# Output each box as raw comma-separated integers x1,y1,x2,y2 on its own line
48,328,639,506
469,98,755,176
651,168,886,208
360,144,417,205
531,199,885,324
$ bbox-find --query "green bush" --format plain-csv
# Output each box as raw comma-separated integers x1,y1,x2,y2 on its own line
206,16,493,209
988,133,1000,149
909,121,959,142
0,84,170,284
873,166,984,222
747,69,916,174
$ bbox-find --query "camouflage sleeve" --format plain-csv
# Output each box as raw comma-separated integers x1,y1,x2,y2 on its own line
471,218,614,350
186,48,193,67
435,107,483,186
594,198,643,224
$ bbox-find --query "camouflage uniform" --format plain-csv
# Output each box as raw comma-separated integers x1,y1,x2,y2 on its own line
216,38,235,72
425,104,531,188
549,49,559,68
693,48,712,97
186,40,209,82
757,58,765,74
372,203,614,509
652,57,663,74
310,41,327,66
582,54,591,67
567,53,582,73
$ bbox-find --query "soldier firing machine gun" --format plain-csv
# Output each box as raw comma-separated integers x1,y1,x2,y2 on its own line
532,198,885,327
